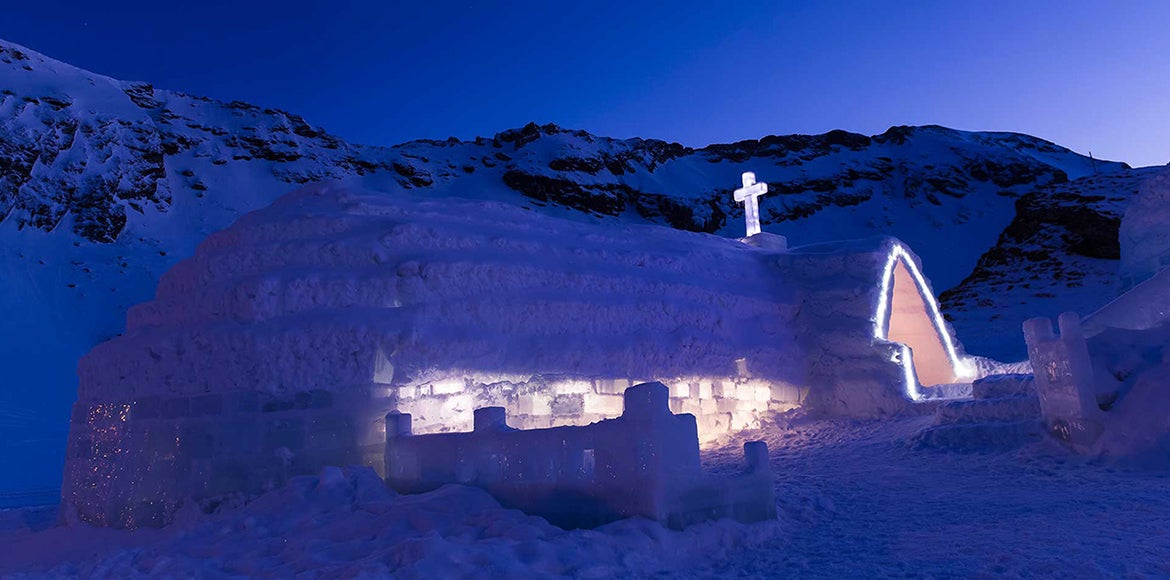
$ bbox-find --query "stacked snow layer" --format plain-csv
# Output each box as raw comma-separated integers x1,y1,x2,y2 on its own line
1119,165,1170,290
774,238,965,413
1084,324,1170,456
63,182,962,527
99,182,807,401
64,183,814,527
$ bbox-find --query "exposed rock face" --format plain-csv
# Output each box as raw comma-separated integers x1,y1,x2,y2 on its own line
476,124,1090,245
0,37,1112,254
942,168,1160,360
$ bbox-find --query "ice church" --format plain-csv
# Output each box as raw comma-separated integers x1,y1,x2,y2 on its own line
62,175,977,527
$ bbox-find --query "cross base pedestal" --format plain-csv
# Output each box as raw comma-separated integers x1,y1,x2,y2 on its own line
738,232,788,251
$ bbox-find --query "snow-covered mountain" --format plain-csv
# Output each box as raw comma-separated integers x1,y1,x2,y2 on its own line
941,168,1162,361
0,37,1143,497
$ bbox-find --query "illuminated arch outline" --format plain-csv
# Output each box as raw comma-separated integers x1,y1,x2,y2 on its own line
873,243,976,400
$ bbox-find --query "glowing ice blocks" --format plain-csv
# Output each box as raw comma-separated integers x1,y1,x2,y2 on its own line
384,382,776,529
1022,312,1103,448
733,171,769,237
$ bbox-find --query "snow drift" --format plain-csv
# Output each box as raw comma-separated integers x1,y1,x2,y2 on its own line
13,466,781,578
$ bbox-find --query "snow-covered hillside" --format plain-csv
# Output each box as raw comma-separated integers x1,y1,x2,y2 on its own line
0,37,1142,498
941,167,1162,360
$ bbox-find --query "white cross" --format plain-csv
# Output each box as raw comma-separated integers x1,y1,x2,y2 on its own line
733,171,768,237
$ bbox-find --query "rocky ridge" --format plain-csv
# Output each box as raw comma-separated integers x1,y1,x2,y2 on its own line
941,168,1159,359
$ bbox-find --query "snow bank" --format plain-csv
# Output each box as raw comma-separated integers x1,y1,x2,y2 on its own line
1119,164,1170,290
8,466,779,578
1025,311,1170,457
18,416,1170,577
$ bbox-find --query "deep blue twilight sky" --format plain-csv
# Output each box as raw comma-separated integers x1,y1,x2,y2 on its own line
3,1,1168,166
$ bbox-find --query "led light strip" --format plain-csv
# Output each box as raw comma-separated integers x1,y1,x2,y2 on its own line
874,243,977,399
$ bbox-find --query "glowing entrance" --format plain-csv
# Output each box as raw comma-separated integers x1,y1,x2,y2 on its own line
874,245,975,399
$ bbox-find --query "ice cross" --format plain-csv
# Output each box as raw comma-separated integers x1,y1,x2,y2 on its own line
733,171,769,237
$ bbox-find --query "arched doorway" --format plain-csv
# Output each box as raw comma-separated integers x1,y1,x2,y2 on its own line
876,245,974,398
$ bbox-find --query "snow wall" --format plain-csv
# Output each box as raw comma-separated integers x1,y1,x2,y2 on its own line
62,182,967,527
1088,165,1170,335
1120,164,1170,290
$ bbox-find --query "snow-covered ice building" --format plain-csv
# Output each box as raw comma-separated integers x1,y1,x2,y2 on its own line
62,182,974,527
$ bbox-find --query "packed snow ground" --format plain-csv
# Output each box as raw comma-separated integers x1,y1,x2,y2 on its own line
5,412,1170,578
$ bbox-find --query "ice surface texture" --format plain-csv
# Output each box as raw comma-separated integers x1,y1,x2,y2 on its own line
384,382,776,529
1120,164,1170,290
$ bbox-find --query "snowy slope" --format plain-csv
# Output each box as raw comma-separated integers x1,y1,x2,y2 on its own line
941,167,1161,360
0,37,1136,497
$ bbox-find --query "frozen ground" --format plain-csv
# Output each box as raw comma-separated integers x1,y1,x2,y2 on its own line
5,412,1170,578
